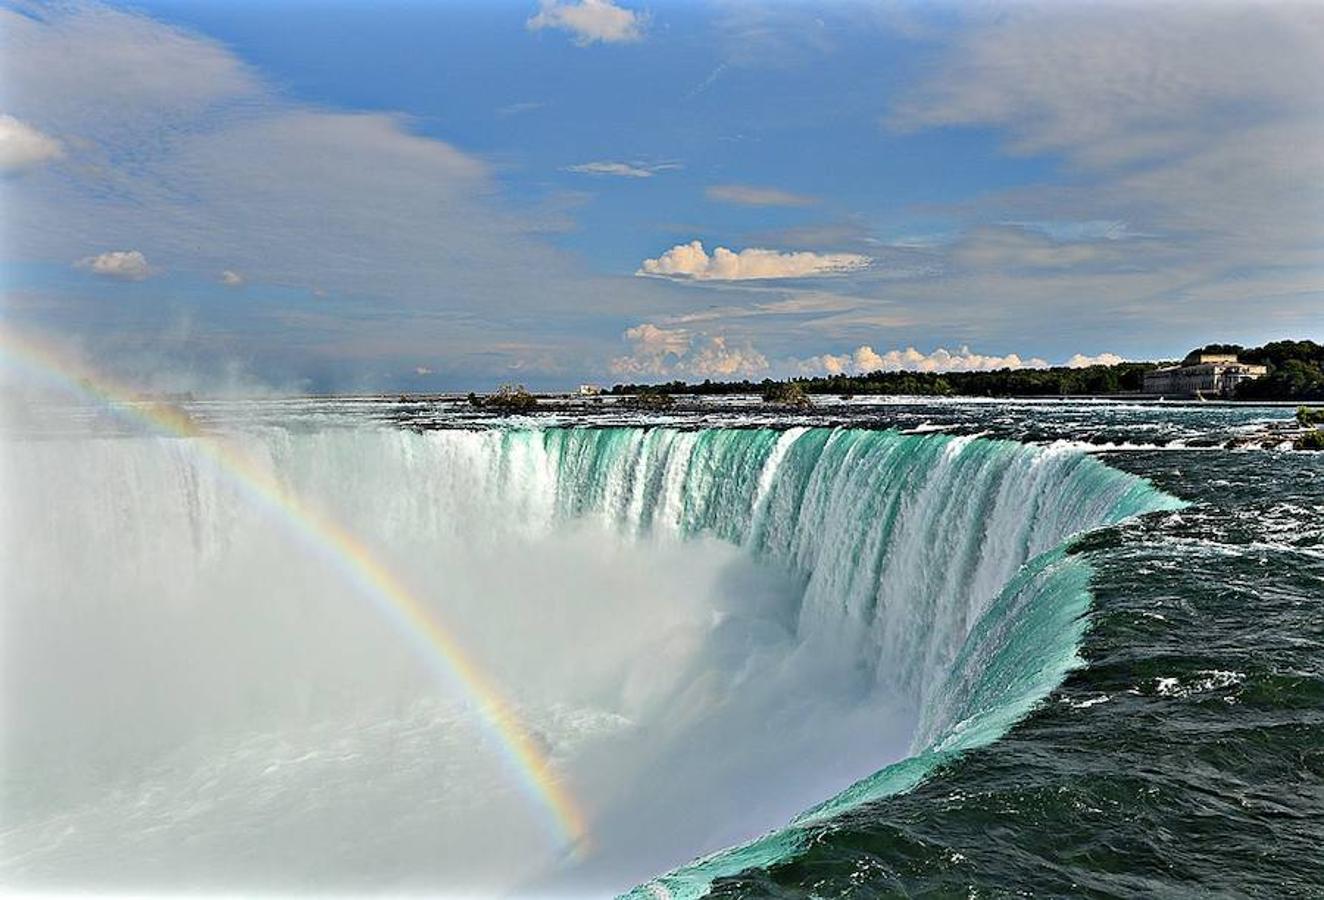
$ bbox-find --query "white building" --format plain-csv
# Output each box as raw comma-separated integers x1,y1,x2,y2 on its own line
1143,353,1267,398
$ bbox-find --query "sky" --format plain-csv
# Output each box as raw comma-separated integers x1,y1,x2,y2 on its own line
1,0,1322,392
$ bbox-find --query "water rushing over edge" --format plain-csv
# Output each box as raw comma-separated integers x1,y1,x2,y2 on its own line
503,427,1181,896
2,423,1183,894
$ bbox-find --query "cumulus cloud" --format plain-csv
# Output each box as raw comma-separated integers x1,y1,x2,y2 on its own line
617,335,1119,381
219,269,245,287
527,0,645,45
608,323,690,374
610,323,768,378
1066,352,1125,368
565,161,671,178
684,335,769,378
75,250,153,281
638,241,871,281
705,184,818,207
799,345,1049,376
0,115,63,173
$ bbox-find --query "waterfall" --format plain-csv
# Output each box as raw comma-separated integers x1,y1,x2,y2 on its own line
0,423,1180,895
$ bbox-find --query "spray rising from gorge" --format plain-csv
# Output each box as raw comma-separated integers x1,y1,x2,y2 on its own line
2,422,1180,894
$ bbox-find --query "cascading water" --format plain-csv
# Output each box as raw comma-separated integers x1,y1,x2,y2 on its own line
0,422,1181,896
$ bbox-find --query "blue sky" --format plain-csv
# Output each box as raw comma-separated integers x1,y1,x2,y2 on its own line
2,0,1322,391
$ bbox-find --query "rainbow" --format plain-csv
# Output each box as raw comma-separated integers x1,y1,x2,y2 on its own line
0,329,590,856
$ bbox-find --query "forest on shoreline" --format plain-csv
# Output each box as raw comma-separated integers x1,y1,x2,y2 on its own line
608,340,1324,402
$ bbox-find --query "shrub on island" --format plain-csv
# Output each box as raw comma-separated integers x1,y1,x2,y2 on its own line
473,383,538,413
762,381,812,408
625,390,674,410
1297,407,1324,428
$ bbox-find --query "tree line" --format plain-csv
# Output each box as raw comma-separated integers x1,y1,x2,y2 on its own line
607,340,1324,401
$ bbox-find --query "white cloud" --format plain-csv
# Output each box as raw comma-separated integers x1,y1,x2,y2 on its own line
527,0,645,46
799,346,1130,376
565,161,669,178
219,269,245,287
0,115,63,173
608,323,690,374
610,323,768,378
684,335,769,378
75,250,153,281
638,241,871,281
799,345,1049,376
1065,352,1125,368
706,184,818,207
413,366,433,376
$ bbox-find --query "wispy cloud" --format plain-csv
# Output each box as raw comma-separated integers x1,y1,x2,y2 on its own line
564,160,676,178
706,184,818,207
638,240,871,281
889,6,1324,168
659,292,862,325
527,0,645,46
890,5,1324,256
686,63,727,99
220,269,245,287
951,226,1111,271
495,101,546,118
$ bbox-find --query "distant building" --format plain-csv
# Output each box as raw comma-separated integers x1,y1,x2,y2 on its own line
577,384,602,396
1143,353,1268,397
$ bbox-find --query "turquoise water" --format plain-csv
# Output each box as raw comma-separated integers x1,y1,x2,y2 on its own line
481,428,1180,898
